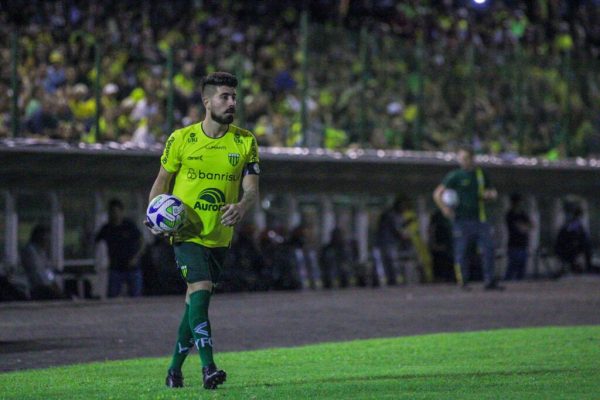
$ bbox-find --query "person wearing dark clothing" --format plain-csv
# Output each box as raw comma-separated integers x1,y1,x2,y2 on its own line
372,197,407,286
0,263,29,301
260,227,302,291
428,208,455,282
288,224,320,290
505,193,532,280
141,236,185,296
221,224,267,292
554,205,592,274
96,198,144,297
320,227,358,289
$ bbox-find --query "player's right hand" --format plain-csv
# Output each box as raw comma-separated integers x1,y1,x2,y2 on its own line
144,220,169,237
441,206,455,220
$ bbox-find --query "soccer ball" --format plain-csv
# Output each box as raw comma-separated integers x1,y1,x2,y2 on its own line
146,194,187,233
441,189,459,208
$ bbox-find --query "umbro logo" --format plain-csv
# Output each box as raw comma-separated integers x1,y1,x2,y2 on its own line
195,337,213,348
177,343,190,354
187,132,198,143
194,321,209,336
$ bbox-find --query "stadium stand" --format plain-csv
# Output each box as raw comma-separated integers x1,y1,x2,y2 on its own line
1,0,600,157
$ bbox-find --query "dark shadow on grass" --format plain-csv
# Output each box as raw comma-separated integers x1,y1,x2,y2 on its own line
232,367,583,389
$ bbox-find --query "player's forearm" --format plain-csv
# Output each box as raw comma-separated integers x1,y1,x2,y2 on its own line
237,174,259,214
238,186,259,214
149,182,167,203
432,186,445,210
148,168,173,203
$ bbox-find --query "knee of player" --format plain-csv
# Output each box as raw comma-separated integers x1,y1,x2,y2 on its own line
188,280,214,294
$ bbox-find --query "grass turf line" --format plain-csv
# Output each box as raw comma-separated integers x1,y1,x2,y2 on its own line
0,326,598,399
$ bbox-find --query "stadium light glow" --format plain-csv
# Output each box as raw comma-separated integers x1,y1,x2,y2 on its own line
473,0,487,4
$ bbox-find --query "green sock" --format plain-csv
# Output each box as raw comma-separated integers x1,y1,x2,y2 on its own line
168,303,193,372
188,290,214,367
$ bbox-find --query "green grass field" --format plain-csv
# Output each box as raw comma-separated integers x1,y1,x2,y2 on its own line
1,326,599,400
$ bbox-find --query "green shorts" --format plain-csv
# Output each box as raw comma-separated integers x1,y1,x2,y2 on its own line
173,242,228,284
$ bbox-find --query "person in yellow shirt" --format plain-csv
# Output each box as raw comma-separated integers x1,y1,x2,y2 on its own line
68,83,96,122
148,72,259,391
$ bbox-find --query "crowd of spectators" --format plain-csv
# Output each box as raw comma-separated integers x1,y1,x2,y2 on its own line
1,0,600,157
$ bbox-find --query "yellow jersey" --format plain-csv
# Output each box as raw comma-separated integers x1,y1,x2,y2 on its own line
161,122,259,247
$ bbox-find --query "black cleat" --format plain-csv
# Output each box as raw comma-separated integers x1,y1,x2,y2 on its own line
202,365,227,390
165,369,184,388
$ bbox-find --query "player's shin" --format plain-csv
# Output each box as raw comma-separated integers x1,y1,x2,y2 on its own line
188,290,215,367
168,303,193,372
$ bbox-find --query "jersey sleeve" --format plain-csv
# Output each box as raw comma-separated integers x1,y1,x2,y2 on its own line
243,134,260,175
247,134,259,164
161,130,183,173
442,170,457,188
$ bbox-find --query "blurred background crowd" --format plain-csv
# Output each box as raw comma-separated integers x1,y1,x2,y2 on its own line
1,0,600,158
3,190,597,301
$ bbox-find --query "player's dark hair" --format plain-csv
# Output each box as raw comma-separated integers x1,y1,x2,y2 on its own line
108,198,124,210
30,224,50,245
510,192,523,204
201,72,238,97
392,194,409,212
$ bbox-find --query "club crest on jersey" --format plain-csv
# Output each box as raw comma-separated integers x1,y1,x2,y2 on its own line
194,188,226,212
228,153,240,166
178,264,188,279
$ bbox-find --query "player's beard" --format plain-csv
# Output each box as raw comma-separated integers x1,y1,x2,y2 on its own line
211,109,235,124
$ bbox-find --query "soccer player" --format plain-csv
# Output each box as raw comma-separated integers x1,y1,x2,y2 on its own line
433,146,503,290
147,72,260,390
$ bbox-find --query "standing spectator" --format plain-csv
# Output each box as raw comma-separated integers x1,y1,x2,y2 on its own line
504,193,533,280
141,236,185,296
319,227,357,289
372,196,406,286
554,204,593,274
68,83,96,134
221,223,267,292
428,208,455,282
433,146,503,290
289,223,320,290
95,198,144,297
397,198,434,283
260,226,301,291
20,224,66,300
43,50,67,94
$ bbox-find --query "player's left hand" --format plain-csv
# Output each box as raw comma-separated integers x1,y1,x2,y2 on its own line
143,219,171,238
220,203,245,227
